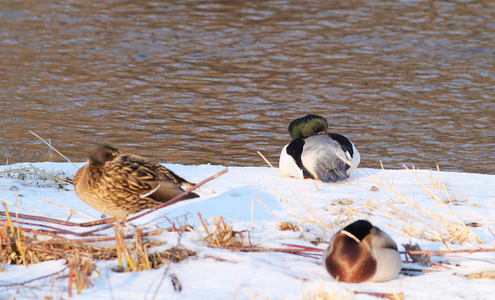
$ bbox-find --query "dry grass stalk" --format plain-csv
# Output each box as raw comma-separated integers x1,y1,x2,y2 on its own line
111,225,195,273
66,254,95,297
354,291,404,300
114,224,129,271
28,130,79,170
133,227,151,271
201,243,322,260
1,201,28,267
0,211,85,227
199,213,247,247
404,248,495,255
302,279,351,300
466,272,495,279
40,198,96,221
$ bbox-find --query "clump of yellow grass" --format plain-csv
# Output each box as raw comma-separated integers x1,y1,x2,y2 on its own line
335,163,483,244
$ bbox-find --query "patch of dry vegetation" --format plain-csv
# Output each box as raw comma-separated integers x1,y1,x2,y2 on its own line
199,214,248,247
302,281,351,300
0,208,196,297
329,163,483,244
466,272,495,280
0,165,73,188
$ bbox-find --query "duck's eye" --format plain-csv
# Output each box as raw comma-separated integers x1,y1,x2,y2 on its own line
313,127,319,133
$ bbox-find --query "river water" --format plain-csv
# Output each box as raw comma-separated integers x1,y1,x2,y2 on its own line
1,0,494,174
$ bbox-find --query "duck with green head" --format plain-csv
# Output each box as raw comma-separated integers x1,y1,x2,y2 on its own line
279,114,360,182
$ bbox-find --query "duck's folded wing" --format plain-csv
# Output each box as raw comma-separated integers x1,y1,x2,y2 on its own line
328,133,361,172
126,167,191,201
126,167,161,197
302,139,348,183
370,227,398,250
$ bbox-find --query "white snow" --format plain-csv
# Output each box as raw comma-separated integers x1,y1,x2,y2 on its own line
0,162,494,299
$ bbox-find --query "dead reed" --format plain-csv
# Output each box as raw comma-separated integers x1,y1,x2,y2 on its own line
466,272,495,279
199,213,248,247
112,224,196,273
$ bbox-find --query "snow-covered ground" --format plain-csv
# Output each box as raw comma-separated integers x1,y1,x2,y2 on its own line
0,162,494,299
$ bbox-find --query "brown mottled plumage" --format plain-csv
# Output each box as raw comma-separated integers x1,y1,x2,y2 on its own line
73,144,199,219
323,220,402,283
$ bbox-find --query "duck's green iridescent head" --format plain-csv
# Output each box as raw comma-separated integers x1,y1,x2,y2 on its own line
288,114,329,140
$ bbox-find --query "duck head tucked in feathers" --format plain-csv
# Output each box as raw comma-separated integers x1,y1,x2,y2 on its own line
323,220,402,283
288,114,328,140
74,144,199,219
87,144,119,165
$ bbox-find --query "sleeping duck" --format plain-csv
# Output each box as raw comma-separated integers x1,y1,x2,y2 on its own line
279,114,360,182
74,144,199,219
323,220,402,283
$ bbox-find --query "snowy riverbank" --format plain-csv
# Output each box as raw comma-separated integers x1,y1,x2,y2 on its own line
0,162,494,299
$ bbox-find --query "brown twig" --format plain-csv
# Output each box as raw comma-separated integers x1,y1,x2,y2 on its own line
0,212,87,227
28,130,79,169
33,229,163,245
282,243,325,252
0,266,69,288
401,267,439,273
127,168,228,222
402,248,495,255
209,244,322,259
354,291,404,300
0,218,99,235
198,212,216,246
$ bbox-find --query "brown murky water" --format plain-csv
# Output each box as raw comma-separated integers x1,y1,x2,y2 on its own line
1,0,494,174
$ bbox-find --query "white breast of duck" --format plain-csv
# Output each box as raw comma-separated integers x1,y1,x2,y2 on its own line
279,114,360,183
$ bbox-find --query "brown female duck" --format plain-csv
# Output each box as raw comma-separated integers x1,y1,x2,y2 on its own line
73,144,199,219
323,220,402,283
